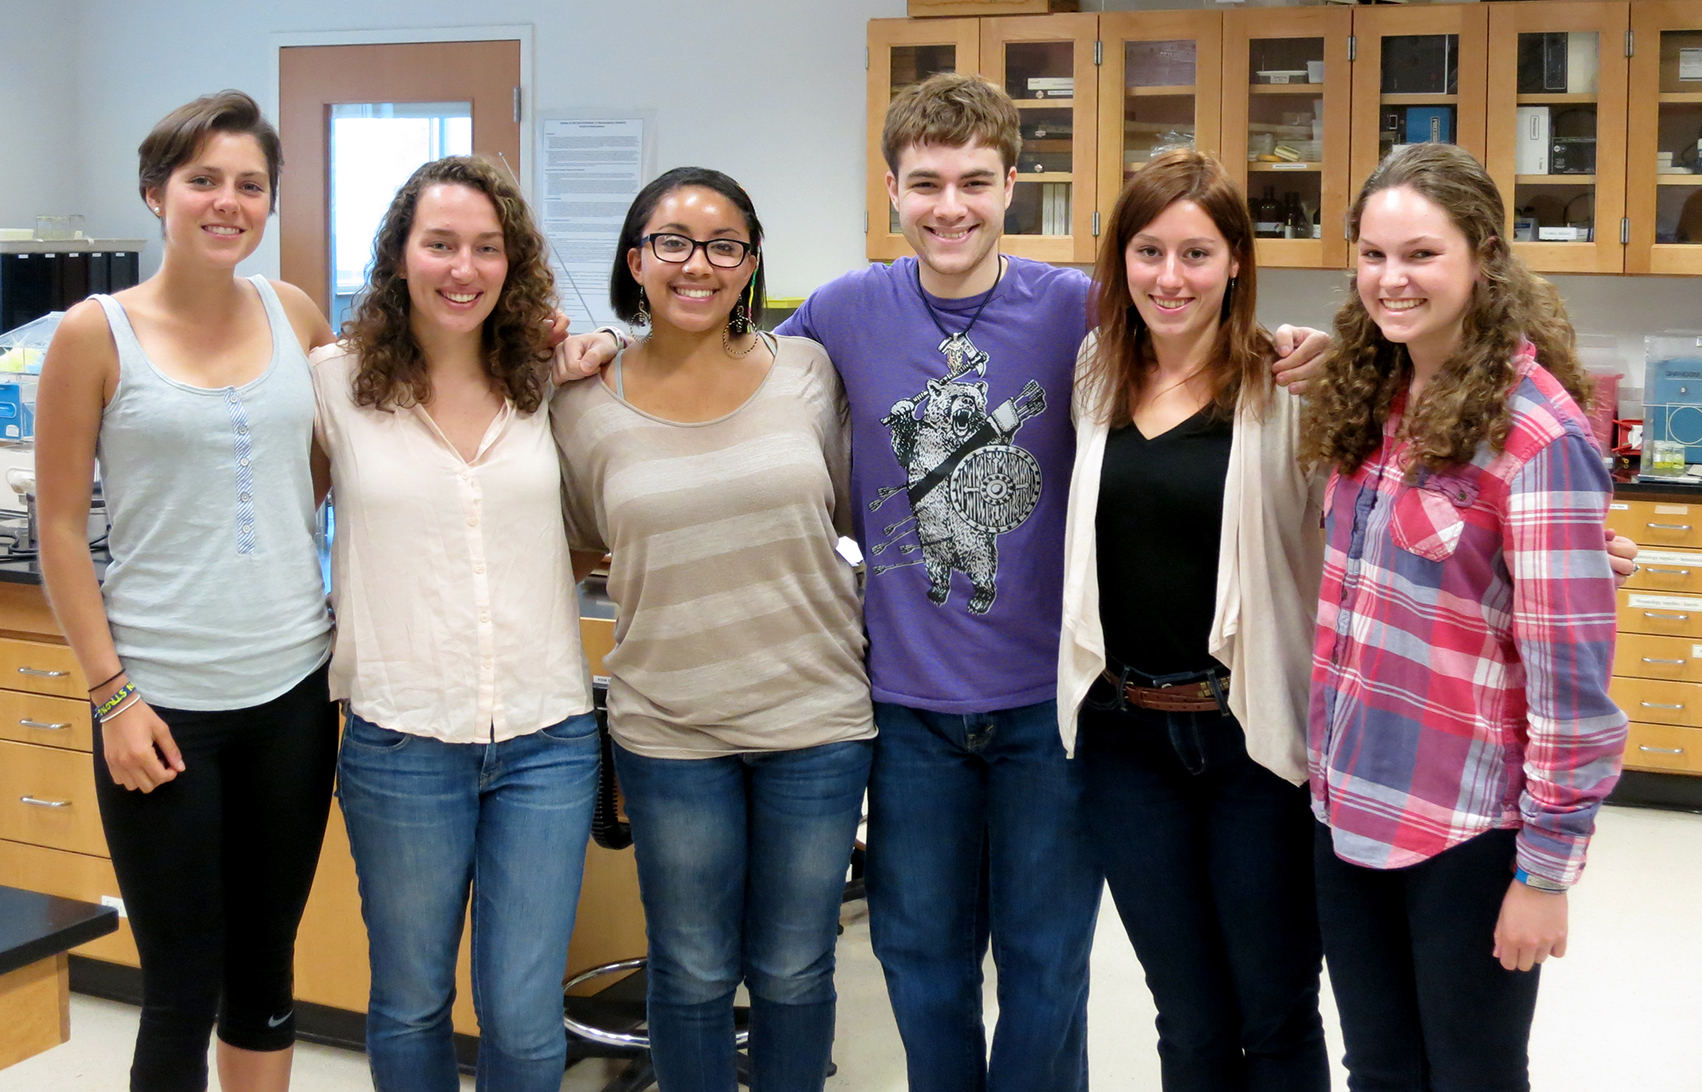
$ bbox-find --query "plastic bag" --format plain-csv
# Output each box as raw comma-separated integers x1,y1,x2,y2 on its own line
0,312,63,374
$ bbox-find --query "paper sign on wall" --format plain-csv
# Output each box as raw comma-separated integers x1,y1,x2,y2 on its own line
536,116,652,331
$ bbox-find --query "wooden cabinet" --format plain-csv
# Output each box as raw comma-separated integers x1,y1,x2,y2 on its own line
1485,0,1630,273
1608,493,1702,776
982,13,1101,262
870,1,1702,277
1625,0,1702,274
0,583,645,1039
1097,11,1223,240
1222,6,1354,269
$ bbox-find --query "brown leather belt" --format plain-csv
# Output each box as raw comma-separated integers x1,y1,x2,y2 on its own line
1100,669,1229,713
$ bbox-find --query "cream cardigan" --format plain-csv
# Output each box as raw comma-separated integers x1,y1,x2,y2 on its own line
1056,335,1325,784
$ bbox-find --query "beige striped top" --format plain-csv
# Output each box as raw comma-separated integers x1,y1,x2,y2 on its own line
551,335,875,758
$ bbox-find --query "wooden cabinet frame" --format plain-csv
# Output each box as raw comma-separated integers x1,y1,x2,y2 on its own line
1626,0,1702,274
1485,1,1629,274
1221,7,1354,269
867,18,982,261
1097,11,1223,243
1349,4,1490,201
980,13,1101,262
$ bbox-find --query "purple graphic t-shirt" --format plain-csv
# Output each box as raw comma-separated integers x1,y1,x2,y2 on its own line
776,256,1092,713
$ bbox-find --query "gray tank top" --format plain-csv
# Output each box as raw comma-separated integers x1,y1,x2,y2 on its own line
93,276,331,710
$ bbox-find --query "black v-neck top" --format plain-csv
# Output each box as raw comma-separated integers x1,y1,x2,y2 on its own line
1095,408,1234,677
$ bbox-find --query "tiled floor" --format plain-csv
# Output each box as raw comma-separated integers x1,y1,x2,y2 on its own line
4,804,1699,1091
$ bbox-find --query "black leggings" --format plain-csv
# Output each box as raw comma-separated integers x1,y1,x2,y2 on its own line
1313,824,1540,1092
92,665,338,1092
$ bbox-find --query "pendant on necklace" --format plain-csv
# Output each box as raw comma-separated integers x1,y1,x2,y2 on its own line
941,333,970,376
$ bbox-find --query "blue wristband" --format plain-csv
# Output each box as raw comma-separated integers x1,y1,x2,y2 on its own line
1513,866,1567,893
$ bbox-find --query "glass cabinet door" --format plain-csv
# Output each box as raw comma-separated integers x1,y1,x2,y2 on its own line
1222,7,1353,269
1486,1,1629,274
1097,12,1222,236
1627,1,1702,274
980,13,1100,263
867,18,980,261
1348,5,1489,203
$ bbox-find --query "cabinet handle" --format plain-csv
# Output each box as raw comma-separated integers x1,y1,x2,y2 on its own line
1647,522,1694,531
1640,701,1684,710
20,795,70,808
1638,745,1685,755
1645,612,1691,621
1646,567,1692,576
1641,657,1687,665
16,666,69,678
18,718,70,730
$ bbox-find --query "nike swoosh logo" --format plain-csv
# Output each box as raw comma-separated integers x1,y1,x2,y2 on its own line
267,1012,292,1028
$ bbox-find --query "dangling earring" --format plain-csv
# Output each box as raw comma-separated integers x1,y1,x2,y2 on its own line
1220,276,1237,320
722,273,759,358
634,287,650,328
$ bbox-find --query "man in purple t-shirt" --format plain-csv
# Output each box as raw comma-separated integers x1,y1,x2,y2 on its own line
562,72,1329,1092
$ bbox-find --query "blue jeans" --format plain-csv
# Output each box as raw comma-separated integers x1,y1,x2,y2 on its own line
336,711,599,1092
612,738,874,1092
1079,699,1327,1092
866,700,1100,1092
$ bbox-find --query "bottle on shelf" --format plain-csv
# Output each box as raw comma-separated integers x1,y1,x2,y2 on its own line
1311,203,1321,240
1255,186,1284,239
1283,193,1308,240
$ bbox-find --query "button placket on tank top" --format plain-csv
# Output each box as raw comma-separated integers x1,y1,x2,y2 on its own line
225,387,258,554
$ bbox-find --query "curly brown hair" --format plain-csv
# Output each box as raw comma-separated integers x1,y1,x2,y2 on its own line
342,155,554,414
1079,149,1274,427
1299,143,1590,477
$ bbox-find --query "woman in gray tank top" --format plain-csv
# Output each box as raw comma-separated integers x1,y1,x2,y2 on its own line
35,91,339,1092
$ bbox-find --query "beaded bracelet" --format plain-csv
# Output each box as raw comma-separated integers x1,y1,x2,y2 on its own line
94,681,138,721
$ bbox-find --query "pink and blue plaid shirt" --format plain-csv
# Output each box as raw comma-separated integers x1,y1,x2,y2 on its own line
1309,346,1626,887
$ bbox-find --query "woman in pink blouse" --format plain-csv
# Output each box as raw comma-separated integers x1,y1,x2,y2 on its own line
1300,143,1627,1090
310,155,600,1092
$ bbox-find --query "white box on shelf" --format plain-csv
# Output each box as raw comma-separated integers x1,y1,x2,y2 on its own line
1515,106,1550,175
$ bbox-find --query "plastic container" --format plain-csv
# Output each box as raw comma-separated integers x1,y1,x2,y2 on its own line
1643,332,1702,463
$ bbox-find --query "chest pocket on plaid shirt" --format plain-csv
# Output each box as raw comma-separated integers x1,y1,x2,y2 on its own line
1391,472,1479,562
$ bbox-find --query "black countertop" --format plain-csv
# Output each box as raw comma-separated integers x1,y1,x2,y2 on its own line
1612,475,1702,500
0,886,118,976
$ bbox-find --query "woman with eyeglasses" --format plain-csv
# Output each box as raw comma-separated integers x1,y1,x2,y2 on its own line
551,166,874,1092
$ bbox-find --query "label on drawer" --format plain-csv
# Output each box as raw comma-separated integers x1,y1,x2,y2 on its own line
1628,594,1702,610
101,894,126,918
1610,502,1629,510
1655,504,1692,515
1638,550,1702,567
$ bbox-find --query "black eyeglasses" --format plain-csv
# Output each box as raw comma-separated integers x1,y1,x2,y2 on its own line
640,232,756,268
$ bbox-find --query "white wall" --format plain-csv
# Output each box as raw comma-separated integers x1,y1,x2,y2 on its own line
68,0,906,300
0,1,81,232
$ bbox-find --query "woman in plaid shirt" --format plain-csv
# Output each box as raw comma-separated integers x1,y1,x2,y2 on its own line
1299,143,1628,1090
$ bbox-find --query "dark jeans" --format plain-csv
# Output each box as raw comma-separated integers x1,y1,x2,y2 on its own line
1079,700,1327,1092
866,700,1100,1092
1314,824,1540,1092
92,665,339,1092
613,738,874,1092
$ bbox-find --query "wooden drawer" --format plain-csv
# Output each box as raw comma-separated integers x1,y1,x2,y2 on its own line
0,839,135,966
0,638,85,700
1614,633,1702,683
1623,722,1702,776
1621,547,1702,596
0,739,106,856
0,691,92,752
1609,676,1702,729
1608,499,1702,551
1617,589,1702,639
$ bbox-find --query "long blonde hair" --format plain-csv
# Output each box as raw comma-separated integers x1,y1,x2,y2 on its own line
1299,143,1590,476
1080,149,1273,426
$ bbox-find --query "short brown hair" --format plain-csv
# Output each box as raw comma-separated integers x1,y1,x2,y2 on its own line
881,72,1021,174
138,90,282,212
1081,150,1272,428
343,155,555,415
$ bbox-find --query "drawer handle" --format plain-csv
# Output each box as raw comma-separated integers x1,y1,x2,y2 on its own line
18,718,70,730
1645,612,1691,620
1638,745,1685,755
20,795,71,808
1646,567,1693,576
1640,701,1685,710
1647,522,1694,531
1642,657,1688,665
16,666,69,679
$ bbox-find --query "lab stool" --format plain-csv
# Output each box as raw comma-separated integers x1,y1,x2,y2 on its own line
563,959,753,1092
